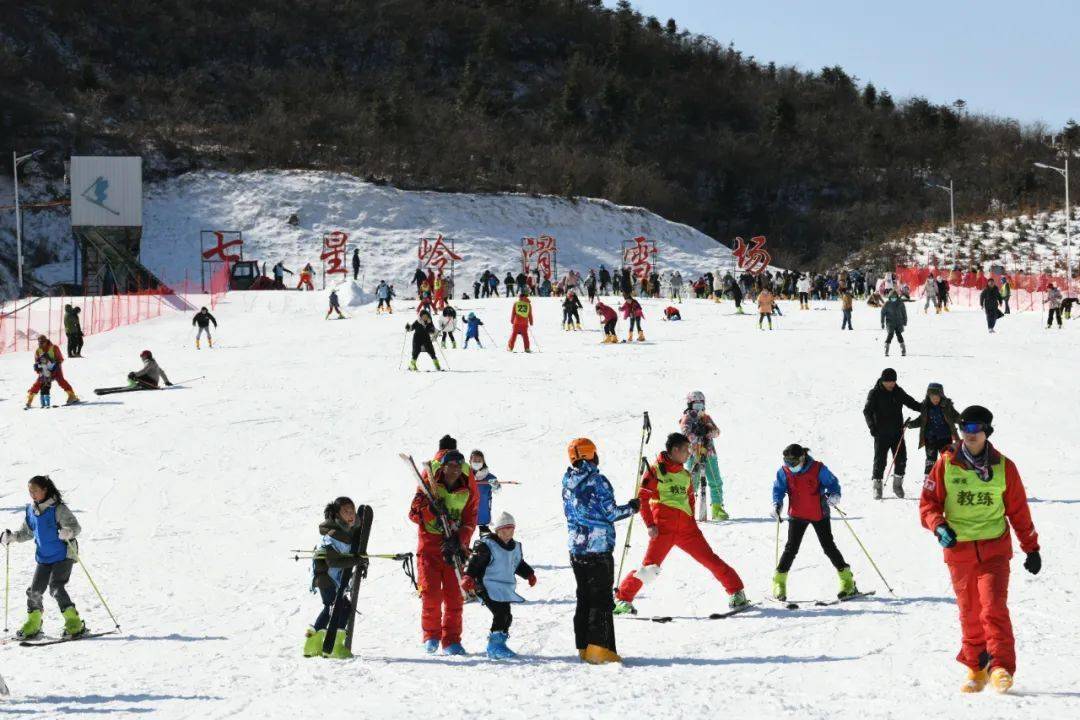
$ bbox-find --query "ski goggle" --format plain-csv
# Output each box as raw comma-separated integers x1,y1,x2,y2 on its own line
783,455,804,468
690,402,705,412
959,422,987,435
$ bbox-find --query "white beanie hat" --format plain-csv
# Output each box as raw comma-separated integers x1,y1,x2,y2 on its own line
494,512,516,530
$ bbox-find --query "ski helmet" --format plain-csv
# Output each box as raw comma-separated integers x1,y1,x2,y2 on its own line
140,349,152,359
567,438,597,464
687,390,705,406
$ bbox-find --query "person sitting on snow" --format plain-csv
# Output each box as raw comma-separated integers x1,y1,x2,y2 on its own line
129,350,172,389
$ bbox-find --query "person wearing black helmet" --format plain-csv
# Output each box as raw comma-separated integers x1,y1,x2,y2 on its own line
919,405,1041,695
129,349,173,389
863,368,920,499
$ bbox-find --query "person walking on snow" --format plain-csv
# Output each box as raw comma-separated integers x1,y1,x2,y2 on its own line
463,313,484,349
796,275,811,309
409,450,478,655
614,433,747,615
979,279,1003,333
325,290,345,320
841,288,854,330
461,512,536,660
304,496,367,658
881,290,908,355
680,391,728,520
924,274,939,314
595,301,618,344
1,476,86,640
863,367,920,499
562,438,639,665
405,311,441,371
192,306,218,347
63,304,83,357
1000,276,1011,315
470,450,501,535
619,293,645,342
919,405,1041,694
905,383,960,479
563,291,583,330
508,292,534,352
26,337,79,408
770,444,859,601
1046,284,1064,329
757,288,776,329
129,350,173,388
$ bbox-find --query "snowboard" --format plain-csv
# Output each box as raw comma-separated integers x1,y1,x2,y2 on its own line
322,504,373,656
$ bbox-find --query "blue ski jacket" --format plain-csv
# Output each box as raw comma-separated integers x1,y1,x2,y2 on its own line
562,461,635,555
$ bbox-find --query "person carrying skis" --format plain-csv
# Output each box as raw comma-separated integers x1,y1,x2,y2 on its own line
26,336,79,408
470,450,501,535
919,405,1041,694
463,312,484,349
461,512,536,660
304,496,367,658
905,382,960,479
409,449,479,655
562,438,639,664
680,391,728,520
619,293,645,342
297,263,316,291
405,311,441,372
881,289,908,355
1,476,86,639
757,288,776,329
770,444,859,601
508,292,533,352
129,350,173,389
614,433,747,615
438,305,458,349
663,306,682,321
192,306,218,348
595,301,618,344
325,290,345,320
63,304,84,358
979,278,1003,333
375,280,393,314
863,367,920,499
563,291,583,331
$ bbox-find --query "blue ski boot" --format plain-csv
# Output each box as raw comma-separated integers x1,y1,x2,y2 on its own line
442,642,467,656
485,632,517,660
423,638,440,654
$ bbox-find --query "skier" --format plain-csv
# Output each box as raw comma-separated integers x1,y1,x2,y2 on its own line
470,450,501,535
192,306,218,347
905,382,960,479
63,304,83,358
33,354,55,409
937,275,951,311
438,305,458,349
26,336,79,408
680,391,728,520
670,271,683,302
461,512,536,660
375,280,393,314
508,291,533,353
1046,283,1063,329
919,405,1041,694
662,306,682,321
924,274,939,313
595,301,618,344
129,350,173,389
770,444,859,601
409,449,478,655
272,261,294,289
841,288,854,330
614,433,747,614
881,290,908,356
562,291,583,330
463,312,484,349
585,272,597,303
796,275,811,309
1,475,86,639
297,263,315,291
619,293,645,342
729,277,745,314
757,288,776,329
405,311,441,372
979,278,1003,333
325,290,345,319
351,249,361,281
863,367,920,499
562,438,639,664
504,272,515,297
304,496,367,658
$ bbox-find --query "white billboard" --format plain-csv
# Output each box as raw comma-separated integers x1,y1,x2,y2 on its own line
70,156,142,227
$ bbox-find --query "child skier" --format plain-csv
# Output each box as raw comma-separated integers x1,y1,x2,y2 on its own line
405,311,442,371
192,306,218,347
26,336,79,408
34,354,55,408
439,305,458,349
326,290,345,320
461,512,536,660
595,302,618,344
563,291,583,330
662,306,682,321
679,391,728,520
375,281,393,314
508,292,533,352
619,293,645,342
905,382,960,478
757,288,776,329
463,313,484,349
470,450,501,536
304,496,367,658
770,444,859,601
1,476,86,639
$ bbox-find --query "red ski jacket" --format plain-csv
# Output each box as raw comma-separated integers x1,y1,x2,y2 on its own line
595,303,617,323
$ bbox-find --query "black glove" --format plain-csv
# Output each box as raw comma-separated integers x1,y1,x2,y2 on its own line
935,523,957,549
127,372,136,380
1023,550,1041,575
357,556,370,578
165,381,173,387
405,322,412,331
627,498,641,513
441,537,464,567
771,504,783,521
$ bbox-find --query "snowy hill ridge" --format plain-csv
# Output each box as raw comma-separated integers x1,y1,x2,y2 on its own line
3,170,732,296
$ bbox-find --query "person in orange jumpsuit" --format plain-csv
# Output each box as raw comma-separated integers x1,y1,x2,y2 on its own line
297,263,315,291
26,337,79,408
614,432,747,614
919,405,1040,694
508,292,533,352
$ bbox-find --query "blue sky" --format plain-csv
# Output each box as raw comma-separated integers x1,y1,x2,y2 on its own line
604,0,1078,129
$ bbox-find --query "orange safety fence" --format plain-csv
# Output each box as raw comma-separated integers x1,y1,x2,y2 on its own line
893,266,1073,311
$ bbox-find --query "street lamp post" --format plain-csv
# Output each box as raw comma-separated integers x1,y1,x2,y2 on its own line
11,149,44,296
927,180,956,267
1034,159,1071,295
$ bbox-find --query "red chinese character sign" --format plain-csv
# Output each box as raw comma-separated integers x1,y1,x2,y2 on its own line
199,230,243,292
521,235,558,280
732,236,771,275
622,236,658,280
321,231,349,287
417,235,462,278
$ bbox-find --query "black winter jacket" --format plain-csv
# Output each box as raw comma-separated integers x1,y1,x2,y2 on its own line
863,381,920,437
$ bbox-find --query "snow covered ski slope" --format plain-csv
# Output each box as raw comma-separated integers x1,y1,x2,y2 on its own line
0,290,1077,718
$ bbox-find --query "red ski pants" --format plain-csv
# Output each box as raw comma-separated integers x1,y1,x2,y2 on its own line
29,367,73,394
616,514,743,602
417,550,464,647
947,554,1015,673
508,323,530,351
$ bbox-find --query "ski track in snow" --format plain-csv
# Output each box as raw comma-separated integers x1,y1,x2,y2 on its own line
0,292,1078,718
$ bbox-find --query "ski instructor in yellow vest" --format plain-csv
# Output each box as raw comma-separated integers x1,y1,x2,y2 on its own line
919,405,1040,695
508,291,534,352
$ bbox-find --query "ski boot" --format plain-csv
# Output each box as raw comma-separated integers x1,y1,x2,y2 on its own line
303,628,326,657
195,338,201,349
884,342,890,357
711,503,729,521
209,338,213,348
892,474,905,499
728,589,749,609
900,342,907,357
41,393,51,409
771,572,788,601
61,607,86,638
451,340,457,349
434,359,443,371
408,359,418,371
485,631,517,660
961,668,989,693
837,567,858,599
575,323,582,331
582,644,622,665
637,331,645,342
24,392,36,410
612,600,637,616
442,642,467,656
626,333,633,343
16,610,43,640
989,667,1013,694
323,630,352,659
64,391,80,405
872,477,883,500
423,638,440,654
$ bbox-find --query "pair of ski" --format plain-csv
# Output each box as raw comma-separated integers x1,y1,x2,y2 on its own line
766,590,877,610
321,504,374,657
94,376,204,396
19,629,118,648
621,603,761,623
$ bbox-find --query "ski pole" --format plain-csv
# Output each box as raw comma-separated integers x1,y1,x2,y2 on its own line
4,543,8,633
433,338,450,370
882,428,908,481
397,330,409,370
831,504,895,596
529,328,541,352
774,516,781,568
481,325,498,349
616,411,652,585
67,542,121,630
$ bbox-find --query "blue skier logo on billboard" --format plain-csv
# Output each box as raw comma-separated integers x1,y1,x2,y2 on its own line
80,176,120,216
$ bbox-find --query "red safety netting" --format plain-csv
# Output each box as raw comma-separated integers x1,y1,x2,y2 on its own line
893,266,1071,311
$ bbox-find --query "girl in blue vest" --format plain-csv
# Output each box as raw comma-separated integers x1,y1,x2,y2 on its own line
770,444,858,601
461,512,536,659
470,449,501,536
304,496,364,658
0,475,85,639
